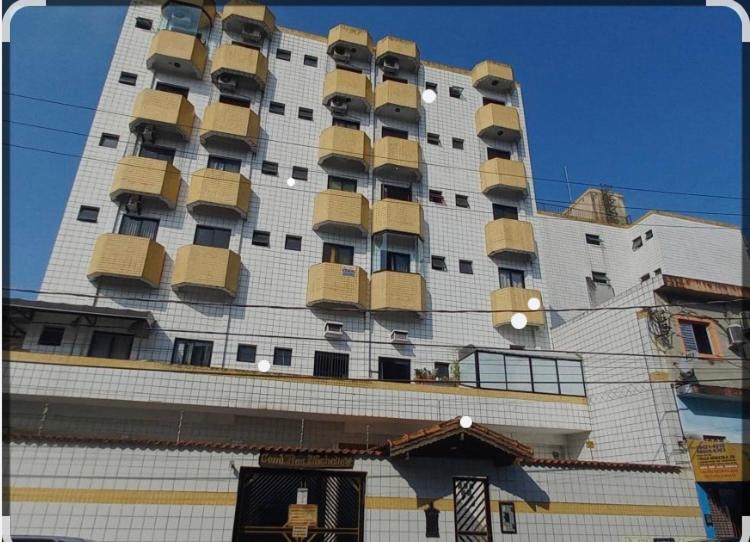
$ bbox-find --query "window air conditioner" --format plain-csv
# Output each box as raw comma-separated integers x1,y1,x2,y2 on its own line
241,24,263,44
390,330,409,344
217,73,238,93
329,97,349,115
381,56,399,74
324,322,344,338
332,46,351,63
727,324,745,348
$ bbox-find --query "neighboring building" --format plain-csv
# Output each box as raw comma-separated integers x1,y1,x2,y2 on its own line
4,1,746,540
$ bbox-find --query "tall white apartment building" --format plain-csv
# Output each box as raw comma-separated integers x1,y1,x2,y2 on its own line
6,1,747,540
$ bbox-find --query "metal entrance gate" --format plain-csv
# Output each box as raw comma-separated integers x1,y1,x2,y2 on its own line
232,468,366,541
453,477,493,542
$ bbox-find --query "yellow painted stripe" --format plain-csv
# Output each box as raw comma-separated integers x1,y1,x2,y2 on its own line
9,488,701,517
4,351,587,405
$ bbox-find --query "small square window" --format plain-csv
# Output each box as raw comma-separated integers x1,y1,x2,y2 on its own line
645,229,654,240
135,17,153,30
77,206,99,223
455,195,469,208
452,138,464,150
219,95,251,108
298,107,314,121
276,49,291,61
459,260,473,274
640,273,650,282
269,102,285,115
303,55,318,67
585,234,601,246
292,166,308,181
155,82,189,97
285,235,302,251
429,190,444,204
118,72,137,86
99,133,119,148
382,127,409,139
592,271,609,284
252,230,270,247
273,347,292,366
261,161,278,176
487,147,511,160
431,256,447,271
449,86,463,98
237,344,257,363
38,326,65,346
654,268,662,275
425,82,437,92
434,362,450,380
427,133,440,145
632,236,643,250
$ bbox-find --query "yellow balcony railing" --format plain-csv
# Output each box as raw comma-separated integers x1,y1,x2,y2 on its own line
147,30,207,79
374,80,420,121
485,219,535,258
323,69,373,113
371,271,426,313
373,137,421,182
372,199,423,237
211,44,268,93
475,103,521,142
479,158,527,196
221,0,275,41
187,168,251,218
318,126,372,172
491,287,545,328
471,60,514,92
200,102,260,151
375,36,419,73
110,156,181,209
312,189,370,235
87,234,165,288
306,263,369,310
172,245,241,297
327,24,373,62
130,89,194,142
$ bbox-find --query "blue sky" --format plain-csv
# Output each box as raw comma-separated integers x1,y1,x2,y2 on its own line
7,4,742,292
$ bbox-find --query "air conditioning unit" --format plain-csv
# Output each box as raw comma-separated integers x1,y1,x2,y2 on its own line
125,195,142,216
139,124,156,144
240,23,263,44
381,56,399,74
324,322,344,338
727,324,745,348
328,97,349,115
390,330,409,344
217,73,238,93
332,46,351,63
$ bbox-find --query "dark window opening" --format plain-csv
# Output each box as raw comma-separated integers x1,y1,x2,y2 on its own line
640,273,650,282
172,338,213,367
194,225,231,249
449,86,463,98
135,17,153,30
591,271,609,284
119,215,159,240
313,351,349,378
323,243,354,265
382,184,411,202
38,326,65,346
119,72,137,86
155,82,189,98
252,230,270,247
425,82,437,92
632,236,643,250
487,147,511,160
459,260,473,274
455,195,470,208
383,74,408,84
219,94,251,108
207,155,241,172
328,176,357,192
99,133,119,148
434,362,450,380
303,55,318,67
452,138,464,150
77,206,99,223
335,64,363,74
269,102,285,115
382,251,410,272
140,144,176,163
285,235,302,251
261,161,278,176
276,49,291,61
585,234,601,246
379,357,411,382
499,268,525,289
427,133,440,145
292,166,308,180
332,117,360,129
273,347,292,366
680,321,713,355
298,107,314,121
89,332,133,360
493,204,518,220
431,256,447,271
429,190,445,204
237,344,257,363
645,229,654,240
381,127,409,139
483,97,505,106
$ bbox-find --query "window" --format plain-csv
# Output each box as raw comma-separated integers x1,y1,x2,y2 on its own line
378,357,411,382
273,347,292,366
298,107,314,121
425,82,437,92
194,225,231,249
483,97,505,106
38,326,65,346
119,216,159,240
303,55,318,67
219,94,251,108
291,166,308,181
431,256,447,271
381,126,409,139
383,251,410,272
373,232,418,274
328,176,357,192
427,133,440,145
452,138,464,150
207,155,241,172
654,268,662,275
493,204,518,220
119,72,137,86
632,236,643,250
252,230,270,247
313,351,349,378
261,161,278,176
429,190,445,204
499,268,525,289
505,355,532,392
98,133,119,148
459,260,473,274
500,502,517,534
557,359,585,396
591,271,609,284
269,102,285,115
531,357,559,394
332,117,360,129
172,338,213,367
382,184,411,201
232,40,261,51
285,235,302,251
434,362,450,380
645,229,654,240
276,49,291,61
323,243,354,265
155,82,189,98
455,195,469,208
449,86,463,98
335,64,363,74
585,233,601,246
88,332,133,360
487,147,511,160
680,320,713,355
77,206,99,223
640,273,650,282
383,74,408,83
237,344,257,363
135,17,153,30
140,145,176,163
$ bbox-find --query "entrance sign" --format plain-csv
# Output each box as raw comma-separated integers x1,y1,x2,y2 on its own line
688,439,748,482
259,453,355,469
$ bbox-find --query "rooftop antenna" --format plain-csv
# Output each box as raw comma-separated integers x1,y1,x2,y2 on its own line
563,166,573,204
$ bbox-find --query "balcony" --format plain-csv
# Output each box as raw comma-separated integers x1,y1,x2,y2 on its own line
318,126,371,172
475,103,521,142
147,30,207,79
485,219,535,258
374,80,420,121
211,44,268,94
200,102,260,151
87,234,165,288
306,263,369,310
187,168,251,218
490,287,545,328
372,199,423,237
312,189,369,235
479,158,527,196
371,271,426,314
221,0,275,42
373,137,421,182
129,89,194,142
323,69,373,113
375,36,419,74
172,245,241,297
471,60,514,92
164,0,216,20
327,24,373,63
109,156,181,209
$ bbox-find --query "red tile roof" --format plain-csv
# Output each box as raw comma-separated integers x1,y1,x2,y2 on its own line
522,457,681,474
